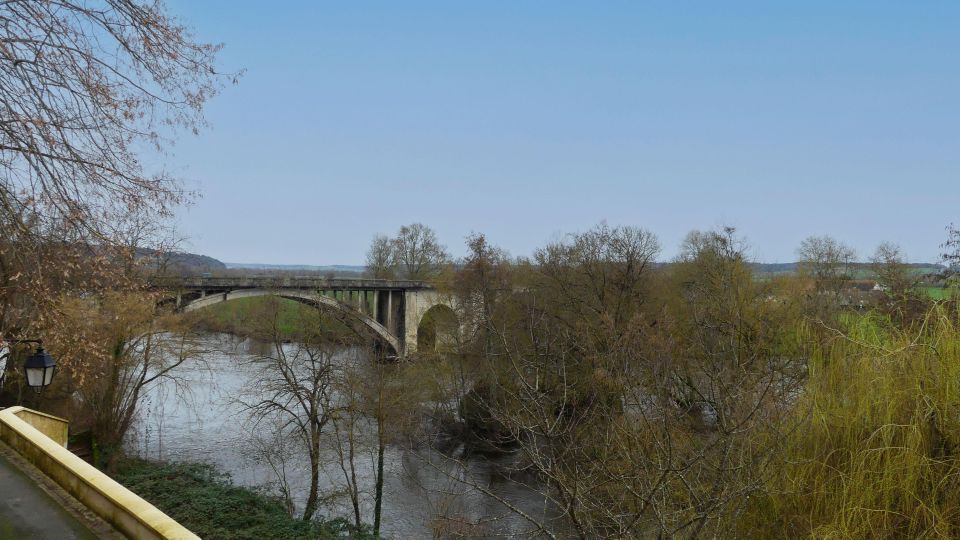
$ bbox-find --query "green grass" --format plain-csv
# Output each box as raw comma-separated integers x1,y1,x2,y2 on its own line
923,285,951,300
114,458,375,540
185,296,352,339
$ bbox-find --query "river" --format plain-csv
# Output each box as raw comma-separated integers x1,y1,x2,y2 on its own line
127,333,560,538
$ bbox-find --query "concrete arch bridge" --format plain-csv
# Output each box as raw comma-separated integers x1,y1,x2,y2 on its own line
150,276,458,357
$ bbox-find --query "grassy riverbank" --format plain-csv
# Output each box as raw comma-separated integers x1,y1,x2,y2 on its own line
114,458,374,540
183,296,353,340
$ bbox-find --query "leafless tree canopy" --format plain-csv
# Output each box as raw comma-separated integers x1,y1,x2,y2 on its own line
941,223,960,273
870,241,925,322
796,235,857,291
364,223,450,280
0,0,229,243
535,222,660,332
391,223,449,279
0,0,230,349
365,234,394,279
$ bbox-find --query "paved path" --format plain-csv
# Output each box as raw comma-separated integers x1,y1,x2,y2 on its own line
0,449,99,539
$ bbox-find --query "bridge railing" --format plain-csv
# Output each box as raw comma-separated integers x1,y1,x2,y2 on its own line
148,275,433,290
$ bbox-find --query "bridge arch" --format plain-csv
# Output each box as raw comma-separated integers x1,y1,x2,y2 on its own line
181,288,401,354
416,304,459,353
401,289,460,355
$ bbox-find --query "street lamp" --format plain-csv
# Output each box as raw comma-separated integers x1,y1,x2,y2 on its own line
0,339,57,393
23,346,56,393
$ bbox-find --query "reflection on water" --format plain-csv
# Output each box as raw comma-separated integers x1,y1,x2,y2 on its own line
128,333,558,538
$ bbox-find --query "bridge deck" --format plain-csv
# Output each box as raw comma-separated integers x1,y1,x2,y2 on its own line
150,276,433,291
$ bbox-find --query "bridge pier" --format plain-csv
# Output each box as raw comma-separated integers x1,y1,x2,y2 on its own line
384,291,396,335
402,289,447,355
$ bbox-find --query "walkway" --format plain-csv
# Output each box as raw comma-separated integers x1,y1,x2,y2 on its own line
0,446,101,539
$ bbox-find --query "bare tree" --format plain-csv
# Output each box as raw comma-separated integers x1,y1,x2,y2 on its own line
329,379,365,528
390,223,450,280
534,222,660,339
241,298,351,521
941,223,960,280
330,356,413,537
452,233,512,357
243,422,299,517
797,235,856,289
365,234,395,279
0,0,229,243
871,241,925,322
796,235,857,313
654,227,803,536
454,223,665,536
871,242,913,292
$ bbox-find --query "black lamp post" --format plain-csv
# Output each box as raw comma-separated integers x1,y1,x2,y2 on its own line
0,339,57,393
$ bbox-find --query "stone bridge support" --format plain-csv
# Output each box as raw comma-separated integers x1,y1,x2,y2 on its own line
402,289,456,355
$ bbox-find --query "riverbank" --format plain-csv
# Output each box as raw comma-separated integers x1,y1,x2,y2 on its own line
114,458,375,540
182,296,353,340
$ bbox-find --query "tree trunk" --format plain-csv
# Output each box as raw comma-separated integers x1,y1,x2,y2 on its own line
348,422,361,529
303,429,321,521
373,418,385,536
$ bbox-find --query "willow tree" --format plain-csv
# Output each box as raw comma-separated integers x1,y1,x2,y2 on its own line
0,0,230,383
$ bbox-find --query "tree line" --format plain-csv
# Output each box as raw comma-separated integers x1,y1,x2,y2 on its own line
406,223,960,537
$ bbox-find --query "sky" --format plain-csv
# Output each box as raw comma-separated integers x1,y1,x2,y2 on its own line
161,1,960,265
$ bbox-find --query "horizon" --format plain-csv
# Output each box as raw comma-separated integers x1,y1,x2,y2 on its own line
215,258,947,269
161,1,960,265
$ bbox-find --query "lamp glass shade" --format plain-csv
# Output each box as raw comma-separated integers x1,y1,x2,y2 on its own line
0,343,7,389
23,347,56,391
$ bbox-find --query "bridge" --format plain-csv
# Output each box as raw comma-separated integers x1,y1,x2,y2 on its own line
149,276,456,357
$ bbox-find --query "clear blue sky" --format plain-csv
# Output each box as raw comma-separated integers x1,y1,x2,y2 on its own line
163,1,960,265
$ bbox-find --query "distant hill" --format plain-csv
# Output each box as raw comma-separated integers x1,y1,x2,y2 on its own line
137,249,227,274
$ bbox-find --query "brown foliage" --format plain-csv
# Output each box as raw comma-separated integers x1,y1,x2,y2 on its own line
438,225,806,538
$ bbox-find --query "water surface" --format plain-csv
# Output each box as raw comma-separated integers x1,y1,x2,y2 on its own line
129,333,558,538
